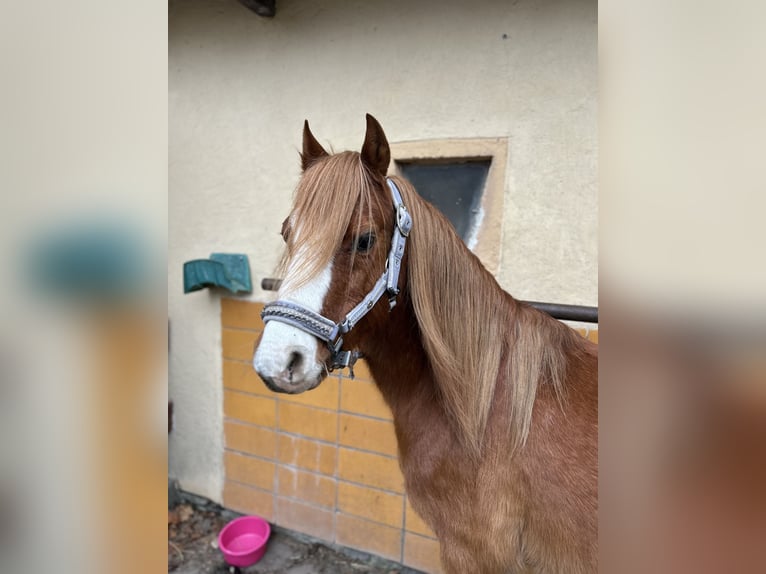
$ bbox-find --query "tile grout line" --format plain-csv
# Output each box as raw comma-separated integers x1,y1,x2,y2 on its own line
334,373,342,543
225,431,402,489
224,418,400,460
401,493,408,564
225,357,383,383
226,389,394,423
224,488,273,520
333,374,343,544
225,442,404,495
220,314,229,510
224,384,392,422
274,393,281,526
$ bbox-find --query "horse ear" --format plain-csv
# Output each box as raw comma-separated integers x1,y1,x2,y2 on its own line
360,113,390,178
301,120,329,171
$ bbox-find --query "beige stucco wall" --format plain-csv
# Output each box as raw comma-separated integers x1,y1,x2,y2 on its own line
169,0,597,501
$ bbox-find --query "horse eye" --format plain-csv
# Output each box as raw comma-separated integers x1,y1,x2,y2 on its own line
354,232,376,253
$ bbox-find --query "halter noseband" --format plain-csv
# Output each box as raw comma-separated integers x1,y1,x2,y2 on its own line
260,178,413,377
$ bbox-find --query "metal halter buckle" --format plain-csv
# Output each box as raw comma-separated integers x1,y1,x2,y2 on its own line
396,204,411,236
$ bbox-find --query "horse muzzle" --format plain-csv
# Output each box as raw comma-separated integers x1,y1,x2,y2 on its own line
253,321,327,393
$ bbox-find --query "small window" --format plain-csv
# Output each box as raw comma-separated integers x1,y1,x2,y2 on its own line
397,160,491,243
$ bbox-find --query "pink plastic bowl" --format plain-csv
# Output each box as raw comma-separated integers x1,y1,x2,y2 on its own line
218,515,271,567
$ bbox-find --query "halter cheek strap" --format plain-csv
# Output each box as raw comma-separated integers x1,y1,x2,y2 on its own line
261,178,413,377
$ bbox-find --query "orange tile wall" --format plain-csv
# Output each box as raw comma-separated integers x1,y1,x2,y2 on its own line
220,298,597,573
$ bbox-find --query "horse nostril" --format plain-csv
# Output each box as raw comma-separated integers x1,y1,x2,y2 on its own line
287,351,304,376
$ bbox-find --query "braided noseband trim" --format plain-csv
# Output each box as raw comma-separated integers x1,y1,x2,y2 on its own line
260,301,338,342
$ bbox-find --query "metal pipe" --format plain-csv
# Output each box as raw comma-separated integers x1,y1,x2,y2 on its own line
518,301,598,323
260,278,598,323
261,277,282,292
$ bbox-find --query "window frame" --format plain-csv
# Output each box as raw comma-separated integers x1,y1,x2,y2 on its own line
389,138,508,275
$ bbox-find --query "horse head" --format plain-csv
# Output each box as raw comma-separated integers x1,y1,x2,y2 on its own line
254,114,407,394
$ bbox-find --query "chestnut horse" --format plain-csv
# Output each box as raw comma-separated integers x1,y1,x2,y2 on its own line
254,115,597,573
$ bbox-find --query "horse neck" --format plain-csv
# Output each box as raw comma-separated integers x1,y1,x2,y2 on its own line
360,293,436,417
359,255,513,449
358,184,553,453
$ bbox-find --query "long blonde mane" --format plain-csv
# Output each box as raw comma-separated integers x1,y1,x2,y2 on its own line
391,175,573,454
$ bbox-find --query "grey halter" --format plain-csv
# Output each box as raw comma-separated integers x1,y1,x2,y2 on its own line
261,178,413,376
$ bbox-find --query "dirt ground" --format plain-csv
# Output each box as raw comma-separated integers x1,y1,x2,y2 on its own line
168,492,424,574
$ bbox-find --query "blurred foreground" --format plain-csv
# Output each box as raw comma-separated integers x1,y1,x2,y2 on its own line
1,1,765,573
600,304,766,573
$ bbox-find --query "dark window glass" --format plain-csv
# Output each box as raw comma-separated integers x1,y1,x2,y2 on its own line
397,160,490,242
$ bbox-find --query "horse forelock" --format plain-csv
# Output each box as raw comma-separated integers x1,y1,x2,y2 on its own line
278,151,379,292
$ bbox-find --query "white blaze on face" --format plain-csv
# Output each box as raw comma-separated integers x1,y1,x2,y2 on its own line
253,246,333,392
